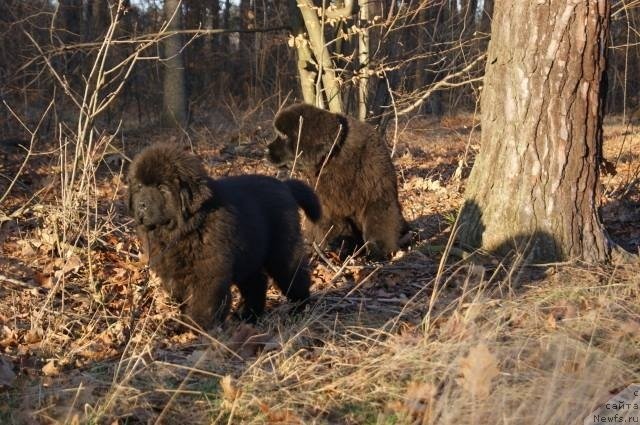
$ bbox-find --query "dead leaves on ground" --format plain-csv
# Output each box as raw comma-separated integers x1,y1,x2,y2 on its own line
457,343,499,400
0,325,18,348
220,375,240,408
388,343,499,422
221,375,304,424
228,324,280,359
41,359,60,377
258,402,304,425
388,381,437,423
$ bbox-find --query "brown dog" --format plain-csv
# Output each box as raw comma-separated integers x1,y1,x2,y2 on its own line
267,103,407,259
127,143,321,328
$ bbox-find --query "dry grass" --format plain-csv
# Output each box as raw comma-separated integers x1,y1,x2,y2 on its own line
0,115,639,424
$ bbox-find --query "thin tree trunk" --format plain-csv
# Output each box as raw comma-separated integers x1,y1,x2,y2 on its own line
222,0,231,53
458,0,616,263
287,0,316,105
480,0,493,32
161,0,188,128
208,0,220,52
462,0,477,32
58,0,83,76
89,0,110,40
59,0,82,40
358,0,370,120
296,0,343,113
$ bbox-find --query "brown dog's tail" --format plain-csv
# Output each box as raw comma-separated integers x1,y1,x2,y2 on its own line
286,179,322,223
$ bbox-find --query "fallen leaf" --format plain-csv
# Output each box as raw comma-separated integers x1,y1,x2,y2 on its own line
548,300,577,323
440,310,471,340
17,240,37,257
313,265,335,284
42,360,59,377
57,255,83,275
186,349,209,364
220,375,239,408
37,228,57,250
458,343,499,400
24,327,43,344
228,324,279,359
388,381,437,421
0,326,17,348
619,320,640,337
33,272,52,289
404,177,447,193
258,402,303,424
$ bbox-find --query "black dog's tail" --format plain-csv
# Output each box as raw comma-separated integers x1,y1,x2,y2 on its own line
286,179,322,222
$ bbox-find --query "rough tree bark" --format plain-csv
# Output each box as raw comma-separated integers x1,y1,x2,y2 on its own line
161,0,188,128
458,0,618,263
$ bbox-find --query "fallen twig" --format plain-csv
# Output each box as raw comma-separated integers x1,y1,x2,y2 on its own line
0,274,39,290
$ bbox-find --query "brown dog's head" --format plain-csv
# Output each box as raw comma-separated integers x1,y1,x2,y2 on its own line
267,103,348,173
127,143,211,230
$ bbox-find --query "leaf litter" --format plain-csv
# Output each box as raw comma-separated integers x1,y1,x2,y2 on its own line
0,117,638,423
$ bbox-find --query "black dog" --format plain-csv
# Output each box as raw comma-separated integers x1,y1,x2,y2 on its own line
128,143,321,328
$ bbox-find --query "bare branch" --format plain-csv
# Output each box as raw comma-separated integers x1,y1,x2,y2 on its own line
397,53,486,116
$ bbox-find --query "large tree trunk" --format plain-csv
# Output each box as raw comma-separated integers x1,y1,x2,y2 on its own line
458,0,614,263
162,0,188,128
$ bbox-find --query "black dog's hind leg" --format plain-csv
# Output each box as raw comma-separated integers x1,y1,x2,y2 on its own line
237,273,268,322
267,255,311,311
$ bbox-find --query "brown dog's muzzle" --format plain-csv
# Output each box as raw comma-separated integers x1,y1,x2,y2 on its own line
266,137,293,167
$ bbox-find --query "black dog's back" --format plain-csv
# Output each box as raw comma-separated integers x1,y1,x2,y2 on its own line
211,175,320,222
209,175,320,321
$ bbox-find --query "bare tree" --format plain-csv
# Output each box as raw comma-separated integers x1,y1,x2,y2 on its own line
290,0,345,113
162,0,188,128
458,0,622,263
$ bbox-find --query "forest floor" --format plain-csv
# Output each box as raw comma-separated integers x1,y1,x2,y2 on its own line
0,113,639,424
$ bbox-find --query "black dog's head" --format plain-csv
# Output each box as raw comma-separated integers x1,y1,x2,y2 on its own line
127,143,211,231
267,103,348,173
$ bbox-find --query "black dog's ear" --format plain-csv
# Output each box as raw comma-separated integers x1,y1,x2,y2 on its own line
177,176,212,217
178,181,193,217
